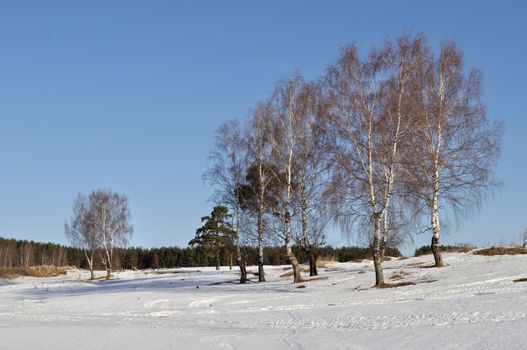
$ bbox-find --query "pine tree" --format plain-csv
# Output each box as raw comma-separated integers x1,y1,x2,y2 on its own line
189,206,237,270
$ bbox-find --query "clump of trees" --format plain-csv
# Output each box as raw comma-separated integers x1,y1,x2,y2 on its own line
65,189,133,280
203,33,501,286
205,76,331,284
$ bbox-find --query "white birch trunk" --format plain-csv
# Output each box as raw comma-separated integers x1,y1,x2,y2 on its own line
431,68,445,267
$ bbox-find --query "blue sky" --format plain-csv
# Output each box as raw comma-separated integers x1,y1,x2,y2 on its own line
0,1,525,254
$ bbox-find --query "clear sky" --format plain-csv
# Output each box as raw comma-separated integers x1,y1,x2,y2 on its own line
0,1,526,254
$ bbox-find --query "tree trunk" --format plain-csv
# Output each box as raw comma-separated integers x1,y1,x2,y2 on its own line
380,212,389,261
229,253,233,270
257,186,266,282
215,254,220,271
309,251,318,276
431,179,444,267
104,246,112,280
431,200,444,267
431,79,444,268
239,264,247,284
89,261,95,280
373,213,384,286
234,209,246,283
257,209,266,282
285,211,303,283
236,244,247,284
258,264,265,282
85,250,95,280
106,255,112,279
301,190,317,276
431,235,443,267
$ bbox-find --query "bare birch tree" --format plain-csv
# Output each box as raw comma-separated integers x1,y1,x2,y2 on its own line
243,103,277,282
90,189,133,280
295,81,329,276
324,35,424,286
204,119,249,283
269,74,307,283
408,40,502,266
65,194,99,279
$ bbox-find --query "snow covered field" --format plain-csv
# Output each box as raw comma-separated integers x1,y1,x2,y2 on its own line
1,252,526,349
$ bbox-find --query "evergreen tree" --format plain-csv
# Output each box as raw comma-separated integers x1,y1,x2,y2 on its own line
189,206,237,270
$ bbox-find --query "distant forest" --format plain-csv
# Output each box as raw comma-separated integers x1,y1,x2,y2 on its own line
0,236,400,270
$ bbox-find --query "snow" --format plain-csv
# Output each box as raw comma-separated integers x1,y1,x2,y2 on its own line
1,252,527,349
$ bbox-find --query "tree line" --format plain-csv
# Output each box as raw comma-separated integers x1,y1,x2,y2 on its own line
199,33,502,286
0,236,399,270
0,236,73,268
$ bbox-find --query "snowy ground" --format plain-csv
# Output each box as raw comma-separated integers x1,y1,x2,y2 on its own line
1,252,527,349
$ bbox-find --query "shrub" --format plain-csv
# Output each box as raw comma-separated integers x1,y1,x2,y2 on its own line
414,244,475,256
0,265,68,279
473,246,527,256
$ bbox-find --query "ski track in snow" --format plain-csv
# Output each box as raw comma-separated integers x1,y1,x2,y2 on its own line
1,252,527,349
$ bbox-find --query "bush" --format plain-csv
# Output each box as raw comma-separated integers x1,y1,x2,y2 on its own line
414,244,475,257
0,265,68,279
473,246,527,256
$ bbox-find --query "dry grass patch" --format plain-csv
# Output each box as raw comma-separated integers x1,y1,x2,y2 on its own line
376,281,416,289
0,265,68,279
390,270,413,281
317,255,338,268
474,247,527,256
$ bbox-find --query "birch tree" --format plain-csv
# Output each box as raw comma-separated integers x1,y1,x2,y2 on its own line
295,81,328,276
204,119,249,283
90,190,133,280
243,103,277,281
65,194,99,279
409,40,502,267
269,74,307,283
324,35,423,286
